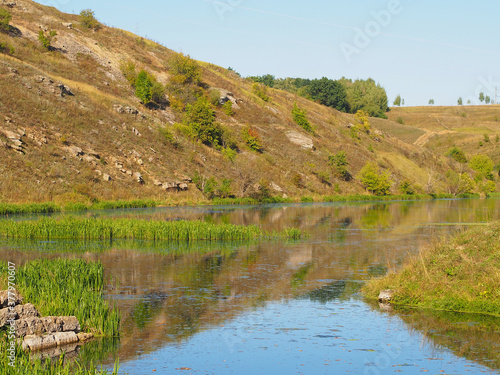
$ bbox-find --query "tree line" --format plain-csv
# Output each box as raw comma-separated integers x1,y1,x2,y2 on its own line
248,74,389,119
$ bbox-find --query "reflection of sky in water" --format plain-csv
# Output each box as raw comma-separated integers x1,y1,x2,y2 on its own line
118,298,495,375
1,199,500,373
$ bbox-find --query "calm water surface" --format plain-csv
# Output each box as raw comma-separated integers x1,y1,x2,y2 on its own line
1,199,500,374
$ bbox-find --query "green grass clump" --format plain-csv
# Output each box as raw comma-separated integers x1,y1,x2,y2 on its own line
362,221,500,316
0,202,60,216
1,259,120,336
0,217,303,241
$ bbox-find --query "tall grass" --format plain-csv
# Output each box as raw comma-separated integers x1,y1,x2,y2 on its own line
0,217,303,241
0,203,60,216
0,259,120,336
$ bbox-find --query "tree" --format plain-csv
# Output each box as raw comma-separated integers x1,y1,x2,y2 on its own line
308,77,348,112
446,146,467,164
357,162,393,195
135,70,165,106
469,154,494,181
328,151,351,181
429,99,435,105
393,94,401,106
291,103,313,133
242,127,263,152
80,9,101,30
169,53,201,85
38,30,57,50
0,8,12,33
485,96,491,104
249,74,275,87
457,97,463,106
185,96,223,147
479,92,485,102
338,77,389,118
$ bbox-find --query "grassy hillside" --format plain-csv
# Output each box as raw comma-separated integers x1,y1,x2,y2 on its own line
0,1,498,205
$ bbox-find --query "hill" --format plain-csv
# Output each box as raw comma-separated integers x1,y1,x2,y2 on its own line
0,0,498,205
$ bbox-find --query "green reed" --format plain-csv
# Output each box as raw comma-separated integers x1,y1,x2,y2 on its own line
0,217,302,241
0,259,120,337
0,202,60,216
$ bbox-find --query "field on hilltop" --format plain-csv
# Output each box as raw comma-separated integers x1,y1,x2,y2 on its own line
0,0,498,205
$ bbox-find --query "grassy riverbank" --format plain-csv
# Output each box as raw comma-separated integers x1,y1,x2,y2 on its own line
0,217,303,241
0,259,119,374
363,221,500,316
0,193,486,216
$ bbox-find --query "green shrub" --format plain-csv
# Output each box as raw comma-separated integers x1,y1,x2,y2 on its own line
134,70,165,106
484,134,490,143
120,61,138,86
354,110,371,133
328,151,351,181
469,154,494,181
0,8,11,33
395,116,405,125
446,146,467,164
242,127,263,152
193,172,234,199
80,9,101,30
169,52,201,85
291,173,305,188
185,96,223,147
357,162,393,195
38,30,57,50
252,82,270,102
399,180,415,195
160,127,181,149
291,103,313,132
223,100,234,116
0,41,14,54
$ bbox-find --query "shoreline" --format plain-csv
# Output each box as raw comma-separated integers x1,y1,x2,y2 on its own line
1,192,494,216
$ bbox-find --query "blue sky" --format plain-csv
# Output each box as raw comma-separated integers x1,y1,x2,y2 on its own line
39,0,500,106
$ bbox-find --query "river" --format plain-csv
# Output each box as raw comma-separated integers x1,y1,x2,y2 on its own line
1,198,499,374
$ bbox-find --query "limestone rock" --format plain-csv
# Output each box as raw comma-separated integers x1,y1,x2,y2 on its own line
103,174,111,182
56,83,74,97
178,183,188,191
378,289,395,303
0,290,23,308
67,145,83,157
77,332,94,342
62,22,72,29
286,131,314,150
270,182,283,192
133,172,144,184
22,331,79,351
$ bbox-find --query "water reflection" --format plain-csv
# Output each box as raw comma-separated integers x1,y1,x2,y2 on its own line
1,199,500,372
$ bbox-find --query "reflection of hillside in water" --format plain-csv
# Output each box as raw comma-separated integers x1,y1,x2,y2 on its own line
1,199,499,365
372,306,500,371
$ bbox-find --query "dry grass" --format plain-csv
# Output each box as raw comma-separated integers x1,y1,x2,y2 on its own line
0,1,497,205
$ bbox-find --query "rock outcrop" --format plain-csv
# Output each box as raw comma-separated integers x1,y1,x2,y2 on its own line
0,290,93,353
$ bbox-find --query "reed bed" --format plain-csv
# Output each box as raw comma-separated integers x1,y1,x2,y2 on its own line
1,259,120,336
0,217,302,241
0,202,60,216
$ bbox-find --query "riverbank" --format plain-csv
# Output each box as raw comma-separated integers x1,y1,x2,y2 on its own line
0,259,119,374
363,221,500,317
0,192,484,216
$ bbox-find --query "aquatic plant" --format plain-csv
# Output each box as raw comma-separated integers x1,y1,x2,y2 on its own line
0,217,303,241
0,259,120,336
